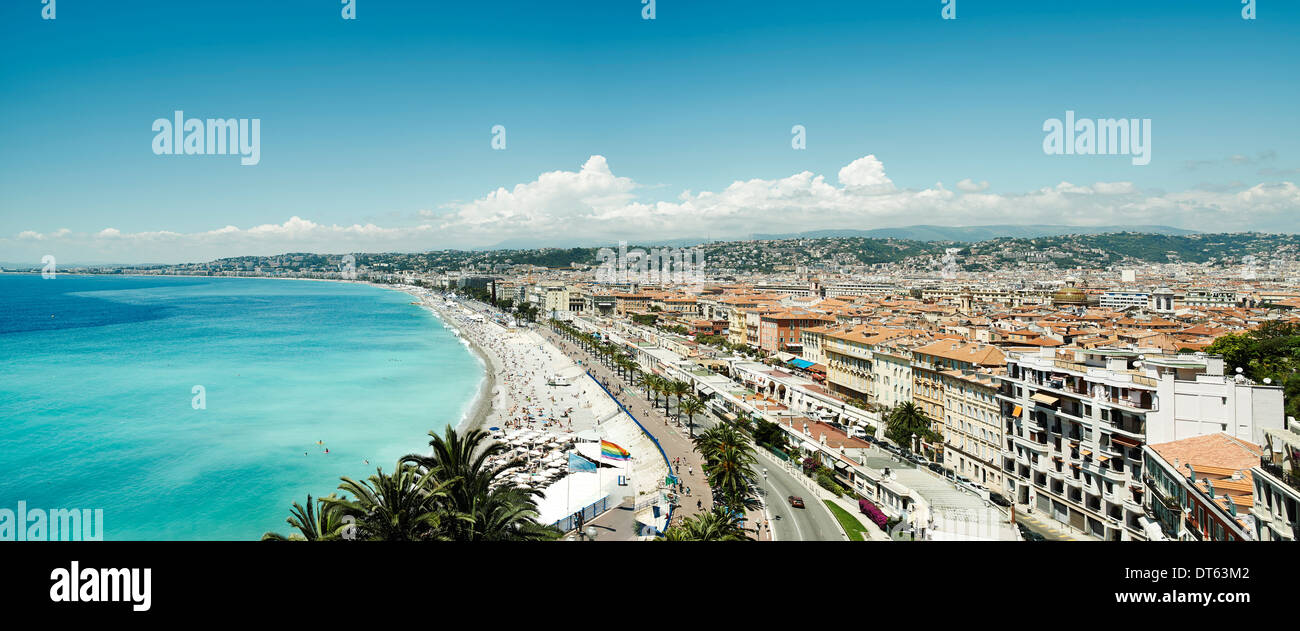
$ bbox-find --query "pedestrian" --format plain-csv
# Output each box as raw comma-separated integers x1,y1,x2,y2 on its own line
696,499,702,510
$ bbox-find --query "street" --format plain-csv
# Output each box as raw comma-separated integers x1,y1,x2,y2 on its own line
753,454,847,541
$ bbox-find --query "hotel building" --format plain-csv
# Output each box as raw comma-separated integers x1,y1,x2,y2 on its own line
997,348,1284,540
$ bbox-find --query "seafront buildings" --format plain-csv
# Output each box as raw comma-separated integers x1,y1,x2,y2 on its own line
65,239,1300,541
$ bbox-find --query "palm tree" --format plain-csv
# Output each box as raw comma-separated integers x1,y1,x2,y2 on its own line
885,401,940,453
680,396,705,438
658,507,750,541
668,379,690,419
402,426,560,541
692,424,757,511
645,375,663,409
322,463,454,541
261,494,347,541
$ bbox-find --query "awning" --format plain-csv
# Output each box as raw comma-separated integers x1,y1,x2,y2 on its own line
801,440,820,452
1011,405,1023,418
788,358,815,370
1111,435,1141,448
1081,450,1092,457
1030,393,1059,406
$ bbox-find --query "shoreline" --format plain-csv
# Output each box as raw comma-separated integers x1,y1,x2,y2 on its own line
417,298,500,436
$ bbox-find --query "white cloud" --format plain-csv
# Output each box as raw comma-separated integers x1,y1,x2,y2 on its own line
837,155,895,191
5,155,1298,263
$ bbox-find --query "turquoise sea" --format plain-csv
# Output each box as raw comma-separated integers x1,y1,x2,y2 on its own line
0,275,481,540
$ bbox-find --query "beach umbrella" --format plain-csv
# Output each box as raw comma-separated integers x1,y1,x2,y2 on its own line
575,429,601,442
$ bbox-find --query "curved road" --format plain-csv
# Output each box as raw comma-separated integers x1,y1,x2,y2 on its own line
753,452,846,541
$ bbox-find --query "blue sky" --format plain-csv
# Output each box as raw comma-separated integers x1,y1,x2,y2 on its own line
1,0,1297,263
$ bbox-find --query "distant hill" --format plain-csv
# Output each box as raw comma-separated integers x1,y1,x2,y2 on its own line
749,224,1199,242
483,236,706,250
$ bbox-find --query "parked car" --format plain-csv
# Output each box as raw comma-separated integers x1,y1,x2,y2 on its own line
788,495,805,509
926,462,944,474
989,492,1012,507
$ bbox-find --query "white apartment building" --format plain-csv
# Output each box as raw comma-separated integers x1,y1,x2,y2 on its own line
1099,290,1151,311
1254,422,1300,541
997,348,1284,541
823,281,899,297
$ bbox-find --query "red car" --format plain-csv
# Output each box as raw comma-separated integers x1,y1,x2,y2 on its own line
788,495,805,509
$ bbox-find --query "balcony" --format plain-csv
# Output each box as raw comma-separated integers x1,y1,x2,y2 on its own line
1259,458,1300,494
1144,475,1182,512
1101,395,1155,412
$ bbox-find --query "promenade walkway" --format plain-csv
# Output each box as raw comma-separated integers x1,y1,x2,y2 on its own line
540,325,772,541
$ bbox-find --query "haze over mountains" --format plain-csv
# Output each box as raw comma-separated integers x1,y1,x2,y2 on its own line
486,224,1200,250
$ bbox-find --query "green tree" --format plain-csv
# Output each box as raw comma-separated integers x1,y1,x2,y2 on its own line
693,424,757,511
1207,322,1300,420
402,426,560,541
658,507,750,541
668,379,691,419
885,402,941,453
752,418,789,453
680,396,705,438
261,494,347,541
322,463,454,541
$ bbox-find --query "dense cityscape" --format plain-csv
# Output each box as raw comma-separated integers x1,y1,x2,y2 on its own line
26,228,1299,543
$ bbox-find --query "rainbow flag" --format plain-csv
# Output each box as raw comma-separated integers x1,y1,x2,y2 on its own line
600,439,631,462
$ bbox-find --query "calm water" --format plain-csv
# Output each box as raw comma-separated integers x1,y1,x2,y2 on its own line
0,275,481,540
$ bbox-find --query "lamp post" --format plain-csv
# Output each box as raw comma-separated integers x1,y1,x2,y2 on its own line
585,525,598,542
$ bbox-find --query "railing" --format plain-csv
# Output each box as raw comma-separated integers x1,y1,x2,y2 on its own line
586,370,676,531
1260,458,1300,494
553,496,610,532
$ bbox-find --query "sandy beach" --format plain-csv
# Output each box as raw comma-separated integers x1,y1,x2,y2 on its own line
388,286,670,532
